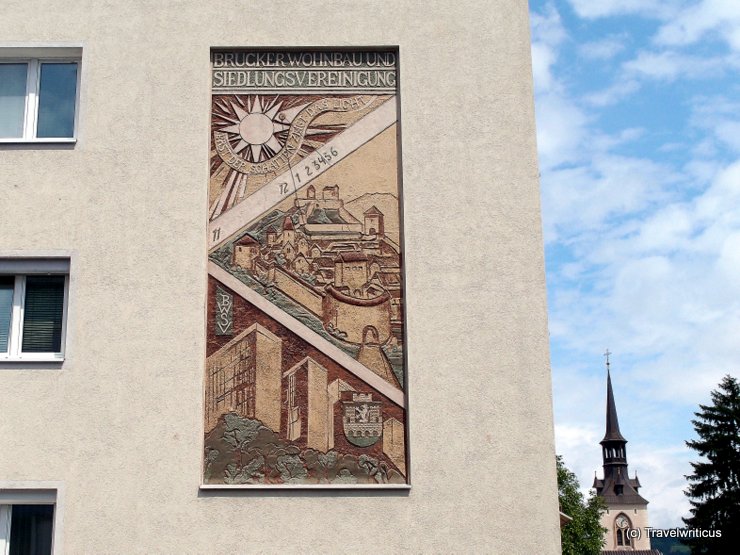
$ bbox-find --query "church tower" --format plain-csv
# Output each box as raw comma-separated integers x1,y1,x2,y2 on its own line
593,353,659,553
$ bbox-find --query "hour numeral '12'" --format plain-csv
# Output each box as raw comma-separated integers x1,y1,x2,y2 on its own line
279,182,288,194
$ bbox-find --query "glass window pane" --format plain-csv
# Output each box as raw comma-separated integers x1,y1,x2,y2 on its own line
22,275,65,353
9,505,54,555
0,276,14,352
36,63,77,138
0,63,28,138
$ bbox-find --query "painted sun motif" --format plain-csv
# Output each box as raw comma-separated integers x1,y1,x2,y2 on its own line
210,95,347,220
216,96,296,163
214,95,348,165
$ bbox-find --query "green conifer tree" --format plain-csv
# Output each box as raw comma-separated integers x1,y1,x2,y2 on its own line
683,374,740,554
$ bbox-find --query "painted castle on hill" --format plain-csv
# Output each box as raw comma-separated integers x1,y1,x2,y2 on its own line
230,184,402,388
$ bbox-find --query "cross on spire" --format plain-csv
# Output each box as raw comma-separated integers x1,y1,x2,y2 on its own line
604,348,612,370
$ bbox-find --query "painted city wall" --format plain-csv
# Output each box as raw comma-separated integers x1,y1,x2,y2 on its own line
204,50,408,486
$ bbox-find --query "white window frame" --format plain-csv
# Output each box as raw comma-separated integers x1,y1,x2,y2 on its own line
0,45,82,144
0,258,70,363
0,487,59,555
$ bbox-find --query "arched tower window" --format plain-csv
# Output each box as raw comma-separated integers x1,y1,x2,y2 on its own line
614,513,632,547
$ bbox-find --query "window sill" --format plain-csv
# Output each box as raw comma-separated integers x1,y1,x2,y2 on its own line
0,138,76,144
0,355,65,364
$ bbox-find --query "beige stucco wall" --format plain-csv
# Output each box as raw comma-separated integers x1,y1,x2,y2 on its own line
0,1,559,553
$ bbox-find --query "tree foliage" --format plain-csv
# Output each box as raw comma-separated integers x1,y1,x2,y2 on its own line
204,413,405,485
557,455,606,555
683,374,740,554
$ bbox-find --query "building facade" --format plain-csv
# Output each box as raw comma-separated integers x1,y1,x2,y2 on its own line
0,1,560,552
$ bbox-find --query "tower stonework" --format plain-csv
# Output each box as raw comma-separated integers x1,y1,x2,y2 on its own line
594,366,660,553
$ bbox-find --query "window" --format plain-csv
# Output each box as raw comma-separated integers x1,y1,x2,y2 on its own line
0,259,69,362
0,48,80,142
615,513,632,547
0,489,57,555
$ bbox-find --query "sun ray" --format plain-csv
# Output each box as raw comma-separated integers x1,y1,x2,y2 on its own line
262,143,276,158
272,122,290,133
253,96,263,114
263,96,279,111
265,135,282,153
220,123,241,134
265,101,283,120
233,140,249,153
250,143,262,162
233,104,248,121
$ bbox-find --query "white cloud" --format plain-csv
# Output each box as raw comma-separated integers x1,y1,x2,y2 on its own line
530,5,595,174
689,95,740,154
531,43,559,93
623,50,733,81
548,159,740,403
542,153,678,244
568,0,678,19
629,445,693,528
531,3,567,47
584,79,640,107
530,3,567,94
579,36,628,60
534,93,590,172
555,423,602,495
656,0,740,51
714,121,740,152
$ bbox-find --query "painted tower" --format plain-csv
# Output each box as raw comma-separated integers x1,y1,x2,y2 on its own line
593,356,660,553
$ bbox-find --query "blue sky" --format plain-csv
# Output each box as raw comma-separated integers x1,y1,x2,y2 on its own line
529,0,740,528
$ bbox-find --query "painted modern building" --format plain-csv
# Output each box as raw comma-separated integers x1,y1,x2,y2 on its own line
0,1,560,553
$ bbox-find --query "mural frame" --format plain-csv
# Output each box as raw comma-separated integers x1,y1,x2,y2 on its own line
201,46,410,489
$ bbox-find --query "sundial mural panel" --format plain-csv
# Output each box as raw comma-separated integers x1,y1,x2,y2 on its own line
204,50,408,486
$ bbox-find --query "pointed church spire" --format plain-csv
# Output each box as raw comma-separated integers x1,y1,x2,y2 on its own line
593,352,653,552
603,362,626,442
599,350,629,472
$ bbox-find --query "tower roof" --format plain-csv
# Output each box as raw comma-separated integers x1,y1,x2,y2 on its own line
234,235,259,246
594,354,649,507
602,368,626,442
339,251,368,263
363,205,383,215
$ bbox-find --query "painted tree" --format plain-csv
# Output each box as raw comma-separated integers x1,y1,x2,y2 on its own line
557,455,606,555
683,374,740,554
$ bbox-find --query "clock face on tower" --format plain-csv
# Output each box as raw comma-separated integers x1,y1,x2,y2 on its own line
616,514,630,529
